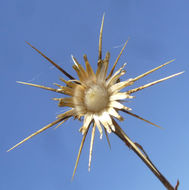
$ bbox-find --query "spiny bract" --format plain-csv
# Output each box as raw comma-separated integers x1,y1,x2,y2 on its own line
8,15,183,179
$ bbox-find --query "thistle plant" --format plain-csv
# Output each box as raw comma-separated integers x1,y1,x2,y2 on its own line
8,15,182,189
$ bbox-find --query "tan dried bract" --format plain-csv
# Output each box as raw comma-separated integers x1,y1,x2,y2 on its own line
8,15,183,180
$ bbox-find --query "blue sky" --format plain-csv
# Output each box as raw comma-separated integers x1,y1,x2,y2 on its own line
1,0,189,189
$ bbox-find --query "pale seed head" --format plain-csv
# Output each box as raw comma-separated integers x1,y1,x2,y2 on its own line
84,83,109,113
8,15,183,181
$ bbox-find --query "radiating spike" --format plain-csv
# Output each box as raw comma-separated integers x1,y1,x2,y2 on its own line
52,97,74,107
97,51,110,80
109,100,131,111
71,54,78,66
107,39,129,79
55,110,74,129
58,100,74,108
98,13,105,61
110,92,133,101
49,84,73,96
122,110,161,128
54,118,69,129
107,70,126,87
104,51,110,75
52,98,61,101
72,127,89,180
88,123,96,171
83,54,96,79
72,56,87,82
132,59,175,82
96,60,103,77
25,41,74,80
79,114,93,135
106,63,127,86
109,79,134,93
59,77,78,88
68,79,82,84
56,109,75,119
99,117,111,134
128,71,184,94
53,83,62,88
17,81,63,93
108,107,124,121
62,86,74,96
101,112,115,132
104,127,111,149
94,116,103,139
71,55,87,76
7,117,65,152
59,77,67,84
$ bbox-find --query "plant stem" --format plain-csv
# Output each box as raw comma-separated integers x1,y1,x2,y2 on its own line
113,123,179,190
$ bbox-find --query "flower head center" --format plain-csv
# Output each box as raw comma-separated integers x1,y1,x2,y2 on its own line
84,84,109,112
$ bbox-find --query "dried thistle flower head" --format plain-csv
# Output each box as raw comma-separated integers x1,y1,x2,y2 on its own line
8,15,183,179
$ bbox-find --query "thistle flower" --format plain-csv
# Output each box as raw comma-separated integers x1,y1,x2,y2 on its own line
8,15,183,180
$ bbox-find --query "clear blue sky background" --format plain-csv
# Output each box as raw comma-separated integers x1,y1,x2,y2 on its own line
1,0,188,189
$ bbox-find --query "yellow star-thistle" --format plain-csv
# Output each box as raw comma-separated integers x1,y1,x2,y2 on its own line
7,14,183,181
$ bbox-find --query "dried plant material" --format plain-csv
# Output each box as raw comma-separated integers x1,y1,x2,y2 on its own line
72,126,89,180
8,15,182,189
107,39,129,80
25,41,74,80
121,109,162,128
7,117,67,152
88,123,96,171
